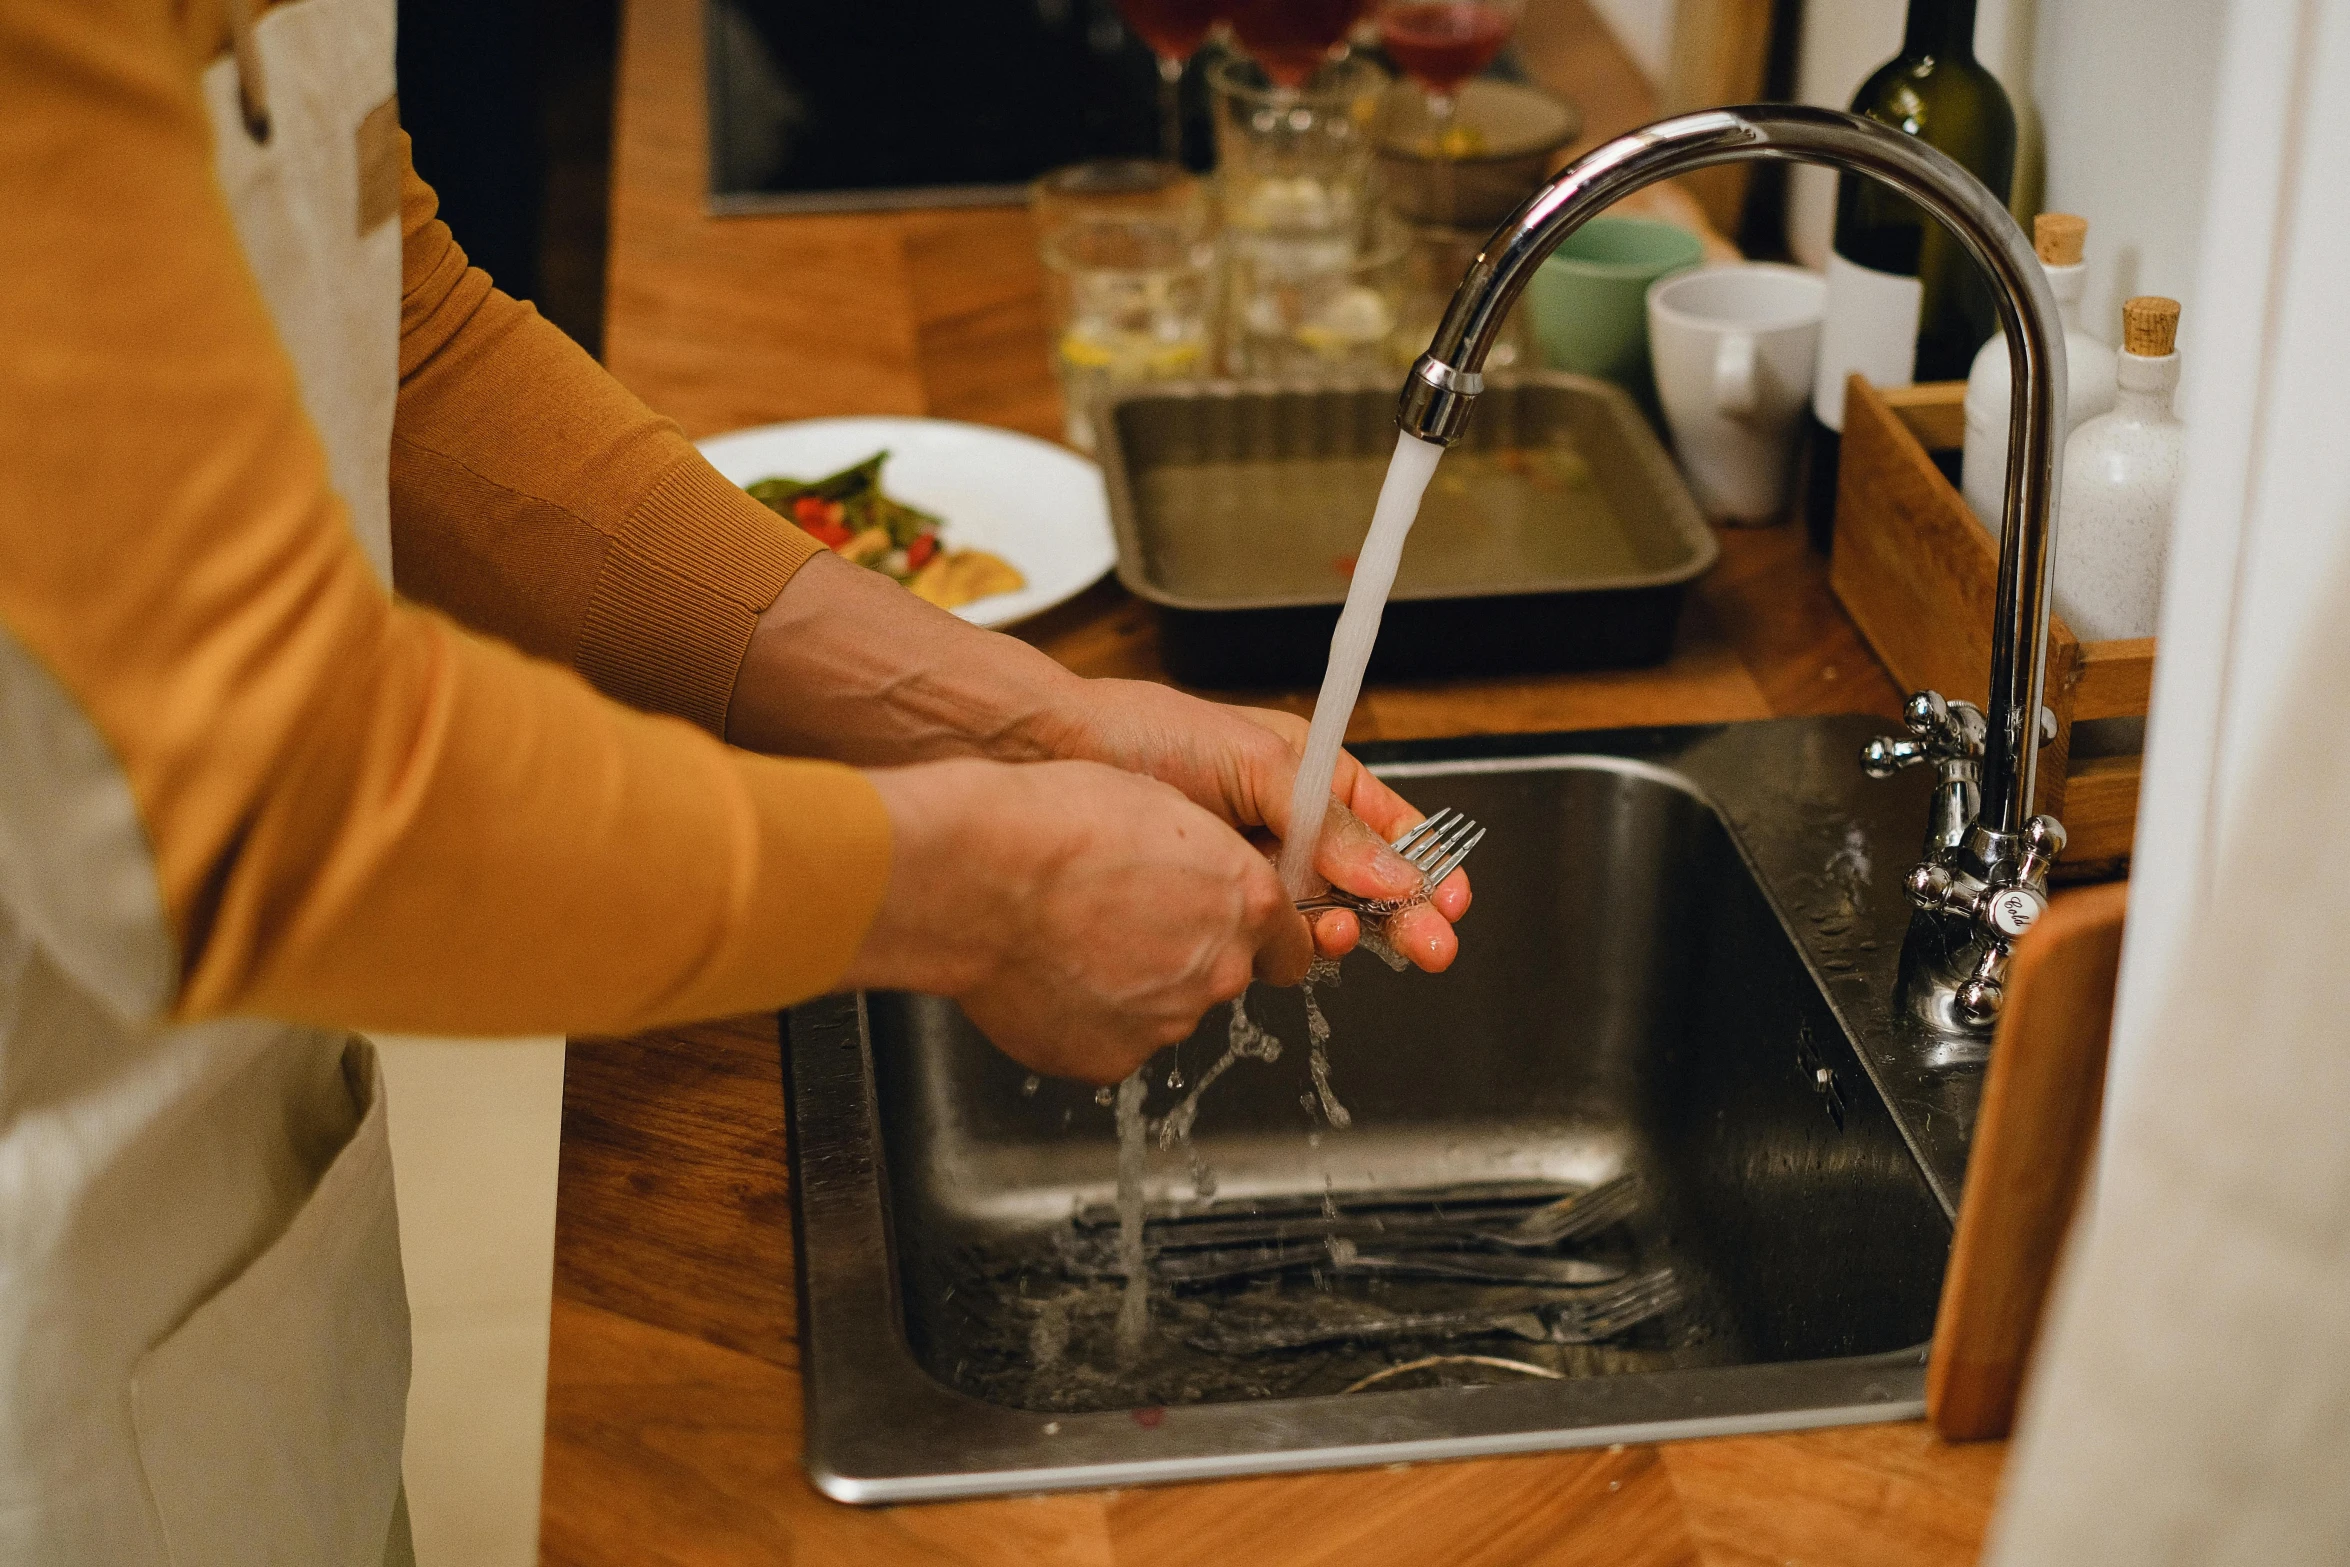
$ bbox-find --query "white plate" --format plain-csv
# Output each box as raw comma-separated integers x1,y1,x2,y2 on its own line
696,417,1115,629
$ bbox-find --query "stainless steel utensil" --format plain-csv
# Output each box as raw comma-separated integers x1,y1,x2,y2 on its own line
1166,1268,1687,1355
1127,1241,1629,1289
1068,1174,1646,1259
1295,807,1487,919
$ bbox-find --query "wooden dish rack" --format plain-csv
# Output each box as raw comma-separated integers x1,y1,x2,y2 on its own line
1830,377,2151,875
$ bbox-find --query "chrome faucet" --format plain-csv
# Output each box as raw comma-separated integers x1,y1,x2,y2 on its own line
1398,104,2068,1037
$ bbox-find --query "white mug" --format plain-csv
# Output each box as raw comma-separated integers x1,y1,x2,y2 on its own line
1646,264,1827,524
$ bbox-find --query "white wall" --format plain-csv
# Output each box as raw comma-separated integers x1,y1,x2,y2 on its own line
1788,0,1909,267
2030,0,2226,342
1786,0,2224,347
1587,0,1674,83
1788,0,2036,266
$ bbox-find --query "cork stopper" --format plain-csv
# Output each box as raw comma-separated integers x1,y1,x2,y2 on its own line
2034,213,2088,267
2123,295,2182,357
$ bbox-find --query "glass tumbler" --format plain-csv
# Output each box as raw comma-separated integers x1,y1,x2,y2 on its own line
1225,214,1409,379
1209,53,1387,244
1040,213,1218,451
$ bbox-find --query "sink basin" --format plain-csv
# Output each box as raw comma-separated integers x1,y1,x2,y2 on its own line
785,718,1977,1503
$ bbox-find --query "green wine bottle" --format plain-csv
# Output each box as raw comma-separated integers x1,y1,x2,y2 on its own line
1803,0,2017,550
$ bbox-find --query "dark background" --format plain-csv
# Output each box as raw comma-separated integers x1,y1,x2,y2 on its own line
394,0,1812,359
397,0,621,357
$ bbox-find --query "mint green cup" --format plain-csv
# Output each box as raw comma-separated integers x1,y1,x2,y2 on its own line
1524,217,1706,407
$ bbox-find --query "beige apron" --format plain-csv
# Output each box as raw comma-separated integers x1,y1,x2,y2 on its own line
0,0,413,1560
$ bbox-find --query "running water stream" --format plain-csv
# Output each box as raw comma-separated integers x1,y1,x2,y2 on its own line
1112,1072,1151,1360
1274,432,1448,898
1109,433,1445,1360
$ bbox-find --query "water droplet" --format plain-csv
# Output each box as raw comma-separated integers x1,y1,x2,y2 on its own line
1166,1067,1185,1090
1022,1074,1041,1097
1094,1085,1114,1107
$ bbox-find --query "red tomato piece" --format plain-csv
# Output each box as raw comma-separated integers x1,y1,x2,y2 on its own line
905,533,939,570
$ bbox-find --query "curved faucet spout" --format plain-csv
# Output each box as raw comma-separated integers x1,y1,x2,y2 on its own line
1400,104,2069,1029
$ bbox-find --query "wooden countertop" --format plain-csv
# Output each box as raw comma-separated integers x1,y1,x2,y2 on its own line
541,2,2008,1560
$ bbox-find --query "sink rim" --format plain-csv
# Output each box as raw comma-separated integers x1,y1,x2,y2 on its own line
785,718,1964,1504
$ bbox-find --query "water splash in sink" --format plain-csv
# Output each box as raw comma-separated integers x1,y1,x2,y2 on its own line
1158,990,1285,1153
1301,958,1350,1129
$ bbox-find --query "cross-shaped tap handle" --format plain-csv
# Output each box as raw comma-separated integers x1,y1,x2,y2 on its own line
1859,691,1986,778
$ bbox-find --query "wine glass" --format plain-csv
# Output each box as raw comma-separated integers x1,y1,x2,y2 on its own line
1225,0,1373,90
1377,0,1523,145
1117,0,1227,164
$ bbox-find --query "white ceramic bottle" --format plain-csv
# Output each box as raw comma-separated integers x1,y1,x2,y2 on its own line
1962,213,2118,532
2053,296,2184,641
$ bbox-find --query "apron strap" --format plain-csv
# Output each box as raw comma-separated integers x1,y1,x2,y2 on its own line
225,0,272,142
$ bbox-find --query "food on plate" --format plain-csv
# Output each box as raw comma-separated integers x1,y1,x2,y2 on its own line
746,451,1026,611
908,548,1025,610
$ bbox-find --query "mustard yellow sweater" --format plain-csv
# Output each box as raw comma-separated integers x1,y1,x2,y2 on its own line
0,0,892,1034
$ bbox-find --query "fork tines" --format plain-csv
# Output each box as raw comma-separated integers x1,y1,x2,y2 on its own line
1395,810,1484,893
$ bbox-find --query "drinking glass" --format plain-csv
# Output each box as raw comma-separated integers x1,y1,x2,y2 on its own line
1116,0,1228,163
1030,157,1207,244
1039,211,1217,451
1225,214,1409,379
1209,52,1386,242
1224,0,1372,89
1376,0,1523,142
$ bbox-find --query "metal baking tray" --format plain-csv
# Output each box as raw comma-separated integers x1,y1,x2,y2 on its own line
1095,375,1718,686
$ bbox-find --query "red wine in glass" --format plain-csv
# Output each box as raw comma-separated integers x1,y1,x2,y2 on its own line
1119,0,1224,60
1119,0,1226,161
1227,0,1372,89
1379,0,1514,97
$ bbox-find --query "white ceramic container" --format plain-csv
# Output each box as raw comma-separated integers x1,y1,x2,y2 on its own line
1963,258,2118,533
2053,337,2183,640
1647,263,1829,524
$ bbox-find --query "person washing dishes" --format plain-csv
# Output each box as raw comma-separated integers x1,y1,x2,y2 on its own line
0,0,1470,1559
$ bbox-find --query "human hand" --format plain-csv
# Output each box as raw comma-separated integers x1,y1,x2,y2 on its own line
840,757,1313,1084
1043,680,1471,970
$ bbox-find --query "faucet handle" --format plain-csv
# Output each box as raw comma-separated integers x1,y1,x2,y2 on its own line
1974,813,2068,942
1860,734,1929,777
1955,944,2013,1029
2015,814,2066,886
1860,691,1985,777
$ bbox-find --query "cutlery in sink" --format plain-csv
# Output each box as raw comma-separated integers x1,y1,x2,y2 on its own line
1062,1176,1650,1288
1069,1175,1647,1261
1165,1268,1688,1355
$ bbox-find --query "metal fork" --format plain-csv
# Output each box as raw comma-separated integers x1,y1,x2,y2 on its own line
1166,1268,1686,1355
1295,807,1487,918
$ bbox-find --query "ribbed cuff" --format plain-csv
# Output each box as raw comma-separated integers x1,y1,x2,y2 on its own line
574,456,820,734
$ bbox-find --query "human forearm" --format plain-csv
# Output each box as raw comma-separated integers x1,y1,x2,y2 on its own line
391,145,818,735
724,548,1091,764
728,553,1472,969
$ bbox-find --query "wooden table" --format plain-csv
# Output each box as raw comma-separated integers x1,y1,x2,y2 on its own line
541,2,2010,1560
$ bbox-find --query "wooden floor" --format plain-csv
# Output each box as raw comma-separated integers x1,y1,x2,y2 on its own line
541,0,2013,1559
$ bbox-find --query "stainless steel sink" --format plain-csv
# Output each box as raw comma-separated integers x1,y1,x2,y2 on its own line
785,718,1978,1503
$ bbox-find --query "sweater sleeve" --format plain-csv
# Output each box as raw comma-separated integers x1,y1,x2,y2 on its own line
390,138,819,734
0,0,890,1036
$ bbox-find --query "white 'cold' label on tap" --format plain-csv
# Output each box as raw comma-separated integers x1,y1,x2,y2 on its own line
1812,251,1924,432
